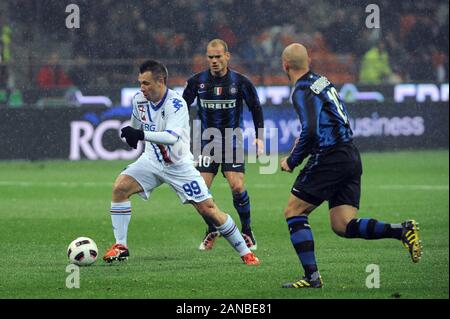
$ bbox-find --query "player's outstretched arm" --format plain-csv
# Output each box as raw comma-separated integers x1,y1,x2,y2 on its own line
143,130,178,145
120,126,178,149
120,126,144,149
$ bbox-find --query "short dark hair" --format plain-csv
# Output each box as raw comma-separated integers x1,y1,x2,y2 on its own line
139,60,168,84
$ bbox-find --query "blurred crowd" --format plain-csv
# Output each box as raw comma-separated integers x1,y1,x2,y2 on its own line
1,0,449,97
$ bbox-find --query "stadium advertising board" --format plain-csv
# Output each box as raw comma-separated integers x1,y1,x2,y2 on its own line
120,83,449,107
0,102,447,160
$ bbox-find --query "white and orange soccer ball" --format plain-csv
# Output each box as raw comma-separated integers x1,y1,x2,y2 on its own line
67,237,98,266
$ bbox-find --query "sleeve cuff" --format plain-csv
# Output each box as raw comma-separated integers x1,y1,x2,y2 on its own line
165,130,180,139
286,156,297,170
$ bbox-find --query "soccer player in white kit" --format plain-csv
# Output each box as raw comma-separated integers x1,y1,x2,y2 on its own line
103,60,260,265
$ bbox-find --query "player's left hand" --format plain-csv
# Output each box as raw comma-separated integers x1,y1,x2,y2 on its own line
253,138,265,158
120,126,144,149
280,157,293,173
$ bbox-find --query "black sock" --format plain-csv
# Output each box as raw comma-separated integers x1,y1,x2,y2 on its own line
286,216,319,278
345,218,402,240
202,215,217,233
233,191,251,231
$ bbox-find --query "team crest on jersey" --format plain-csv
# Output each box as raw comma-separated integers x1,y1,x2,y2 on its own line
172,98,183,113
230,86,237,95
138,105,146,121
199,83,205,89
214,87,223,95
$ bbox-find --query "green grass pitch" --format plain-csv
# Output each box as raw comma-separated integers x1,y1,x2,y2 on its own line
0,150,448,299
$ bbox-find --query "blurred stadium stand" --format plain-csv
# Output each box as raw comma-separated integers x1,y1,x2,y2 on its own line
0,0,448,107
0,0,448,160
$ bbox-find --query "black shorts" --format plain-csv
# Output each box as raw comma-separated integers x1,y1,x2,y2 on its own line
197,161,245,175
291,142,362,209
196,146,245,175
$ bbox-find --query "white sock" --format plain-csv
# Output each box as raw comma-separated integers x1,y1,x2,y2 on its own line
216,214,250,256
110,201,131,247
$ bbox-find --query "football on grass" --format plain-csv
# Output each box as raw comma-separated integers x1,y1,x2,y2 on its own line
67,237,98,266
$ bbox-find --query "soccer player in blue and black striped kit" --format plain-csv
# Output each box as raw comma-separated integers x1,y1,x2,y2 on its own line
183,39,264,251
279,43,423,288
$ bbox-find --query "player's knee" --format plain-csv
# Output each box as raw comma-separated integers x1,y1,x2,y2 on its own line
331,226,346,237
196,201,217,218
230,183,245,194
283,207,292,218
197,202,227,227
331,220,348,237
112,181,131,200
329,205,358,237
284,206,307,219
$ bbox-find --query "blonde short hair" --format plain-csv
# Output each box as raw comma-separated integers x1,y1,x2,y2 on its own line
207,39,229,52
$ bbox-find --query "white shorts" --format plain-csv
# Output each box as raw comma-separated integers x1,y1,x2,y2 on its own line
120,154,212,204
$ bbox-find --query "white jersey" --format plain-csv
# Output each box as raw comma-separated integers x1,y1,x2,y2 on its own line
130,89,193,165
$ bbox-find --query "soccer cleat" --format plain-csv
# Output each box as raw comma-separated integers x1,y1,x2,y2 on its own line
103,243,130,263
198,230,220,251
242,229,257,251
282,275,323,288
241,252,260,265
401,220,423,263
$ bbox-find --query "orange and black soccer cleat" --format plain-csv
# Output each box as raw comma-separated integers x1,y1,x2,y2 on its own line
241,252,260,265
198,230,220,251
242,230,257,251
103,244,130,263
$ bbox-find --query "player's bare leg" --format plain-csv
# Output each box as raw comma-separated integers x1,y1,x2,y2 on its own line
201,172,216,189
284,193,317,219
224,171,257,250
329,205,358,236
103,174,142,263
197,172,221,250
192,198,259,265
282,195,323,288
330,205,423,262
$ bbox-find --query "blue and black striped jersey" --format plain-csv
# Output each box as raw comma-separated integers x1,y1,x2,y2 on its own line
183,68,264,148
287,71,353,169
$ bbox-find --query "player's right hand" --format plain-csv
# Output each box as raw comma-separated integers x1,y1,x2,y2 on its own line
253,138,265,158
120,126,144,149
280,157,293,173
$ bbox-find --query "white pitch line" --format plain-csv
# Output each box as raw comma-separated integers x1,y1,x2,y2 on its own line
245,184,448,191
0,181,112,187
0,181,448,191
377,185,449,191
215,183,450,191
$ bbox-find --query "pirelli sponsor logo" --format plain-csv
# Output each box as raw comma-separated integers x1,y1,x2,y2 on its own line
200,99,236,109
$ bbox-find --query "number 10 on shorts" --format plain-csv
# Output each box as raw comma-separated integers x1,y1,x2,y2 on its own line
197,155,211,167
183,181,202,196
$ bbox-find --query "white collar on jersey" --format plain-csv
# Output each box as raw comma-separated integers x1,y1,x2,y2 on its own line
149,88,169,111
